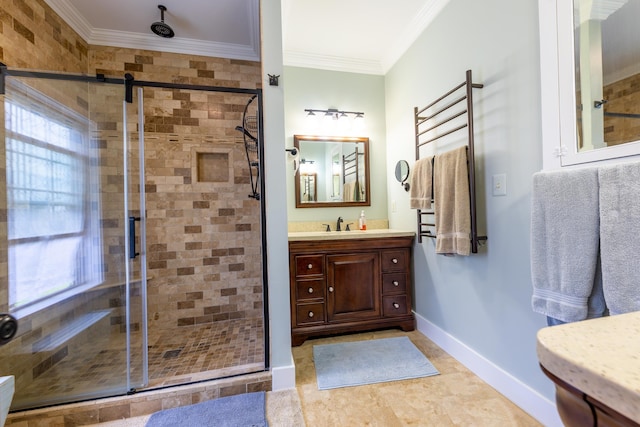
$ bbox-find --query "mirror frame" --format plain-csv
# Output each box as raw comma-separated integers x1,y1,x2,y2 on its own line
539,0,640,169
293,135,371,208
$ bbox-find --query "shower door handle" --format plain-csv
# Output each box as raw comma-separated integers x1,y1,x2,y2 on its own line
0,313,18,346
129,216,141,259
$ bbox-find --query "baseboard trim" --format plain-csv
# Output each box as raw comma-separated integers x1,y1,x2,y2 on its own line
414,312,563,427
271,359,296,391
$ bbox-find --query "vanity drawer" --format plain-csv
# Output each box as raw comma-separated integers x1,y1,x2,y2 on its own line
382,273,407,294
295,255,324,277
381,250,408,272
295,279,324,301
382,295,410,316
296,302,325,325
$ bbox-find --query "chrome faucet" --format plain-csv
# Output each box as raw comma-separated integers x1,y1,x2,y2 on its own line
336,216,343,232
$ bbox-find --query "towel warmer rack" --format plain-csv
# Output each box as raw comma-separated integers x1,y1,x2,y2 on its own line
414,69,487,253
342,147,362,185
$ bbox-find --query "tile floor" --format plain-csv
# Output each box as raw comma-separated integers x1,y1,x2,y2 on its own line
146,318,265,388
292,329,542,426
88,329,543,426
16,318,265,407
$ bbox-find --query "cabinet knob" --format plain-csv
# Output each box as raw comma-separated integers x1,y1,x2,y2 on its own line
392,258,398,264
308,311,314,318
308,287,314,293
393,303,400,309
328,286,334,292
393,280,399,286
307,263,313,269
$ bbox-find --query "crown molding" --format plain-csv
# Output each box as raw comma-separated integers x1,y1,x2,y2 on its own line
380,0,450,73
283,0,450,76
90,29,260,62
283,51,384,75
43,0,93,40
43,0,260,62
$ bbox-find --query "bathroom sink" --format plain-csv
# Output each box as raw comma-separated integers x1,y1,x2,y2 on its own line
288,229,415,241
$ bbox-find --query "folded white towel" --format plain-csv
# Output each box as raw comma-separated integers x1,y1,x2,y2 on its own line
433,147,470,256
598,162,640,315
409,157,433,210
530,168,601,323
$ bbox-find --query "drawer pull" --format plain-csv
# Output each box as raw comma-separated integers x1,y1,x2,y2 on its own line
308,287,314,293
328,286,334,293
393,303,400,309
393,280,399,286
392,258,398,264
307,263,313,269
308,311,314,318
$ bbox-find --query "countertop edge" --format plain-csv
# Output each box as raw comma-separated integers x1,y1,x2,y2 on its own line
536,313,640,422
287,229,415,241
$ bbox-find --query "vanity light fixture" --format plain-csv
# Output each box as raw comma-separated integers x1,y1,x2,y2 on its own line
304,108,364,120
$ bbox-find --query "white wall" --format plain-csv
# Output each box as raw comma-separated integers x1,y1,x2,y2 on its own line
260,0,294,387
385,0,555,404
283,67,388,226
274,0,565,418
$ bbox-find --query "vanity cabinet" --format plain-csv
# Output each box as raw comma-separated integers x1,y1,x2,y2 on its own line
289,235,415,346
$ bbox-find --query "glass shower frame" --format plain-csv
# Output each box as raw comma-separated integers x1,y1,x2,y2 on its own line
0,67,268,411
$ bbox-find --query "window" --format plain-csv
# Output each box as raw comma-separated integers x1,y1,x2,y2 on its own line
5,78,103,315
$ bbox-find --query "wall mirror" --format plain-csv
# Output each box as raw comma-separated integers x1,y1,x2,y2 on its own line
293,135,370,208
542,0,640,167
573,0,640,152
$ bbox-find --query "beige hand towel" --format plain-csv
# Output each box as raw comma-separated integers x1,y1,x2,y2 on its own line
434,146,471,256
343,182,354,202
410,156,434,210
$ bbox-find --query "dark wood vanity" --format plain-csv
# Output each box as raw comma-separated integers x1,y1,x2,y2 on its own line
288,232,415,346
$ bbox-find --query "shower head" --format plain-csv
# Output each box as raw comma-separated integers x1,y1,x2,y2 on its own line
150,5,175,38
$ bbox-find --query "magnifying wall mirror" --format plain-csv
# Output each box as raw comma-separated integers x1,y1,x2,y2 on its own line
395,160,410,192
293,135,370,208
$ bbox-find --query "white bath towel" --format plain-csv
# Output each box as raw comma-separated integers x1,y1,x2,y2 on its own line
410,156,434,210
433,147,470,256
598,162,640,315
530,168,602,323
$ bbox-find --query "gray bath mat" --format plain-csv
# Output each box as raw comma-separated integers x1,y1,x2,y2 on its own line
313,336,439,390
145,391,267,427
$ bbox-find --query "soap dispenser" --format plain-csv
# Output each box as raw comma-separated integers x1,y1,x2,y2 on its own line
358,210,367,231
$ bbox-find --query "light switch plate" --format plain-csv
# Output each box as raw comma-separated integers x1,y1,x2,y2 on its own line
492,174,507,196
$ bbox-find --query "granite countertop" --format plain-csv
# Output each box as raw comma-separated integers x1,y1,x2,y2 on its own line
536,311,640,421
288,229,415,241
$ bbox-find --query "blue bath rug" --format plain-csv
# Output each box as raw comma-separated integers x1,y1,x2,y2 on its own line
313,336,439,390
145,391,267,427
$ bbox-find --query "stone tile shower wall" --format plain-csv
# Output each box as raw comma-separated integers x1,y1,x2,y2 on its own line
89,46,264,331
141,98,264,331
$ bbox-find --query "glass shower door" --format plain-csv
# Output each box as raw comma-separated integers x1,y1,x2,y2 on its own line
0,74,146,410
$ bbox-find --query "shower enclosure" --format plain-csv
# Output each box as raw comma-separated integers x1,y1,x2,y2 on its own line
0,67,267,411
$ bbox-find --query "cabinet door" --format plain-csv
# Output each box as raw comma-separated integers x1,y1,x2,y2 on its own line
327,253,380,322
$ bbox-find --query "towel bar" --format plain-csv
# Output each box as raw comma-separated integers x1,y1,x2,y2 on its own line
414,70,487,253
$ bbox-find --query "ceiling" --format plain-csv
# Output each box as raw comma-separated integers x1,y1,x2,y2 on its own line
44,0,448,75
